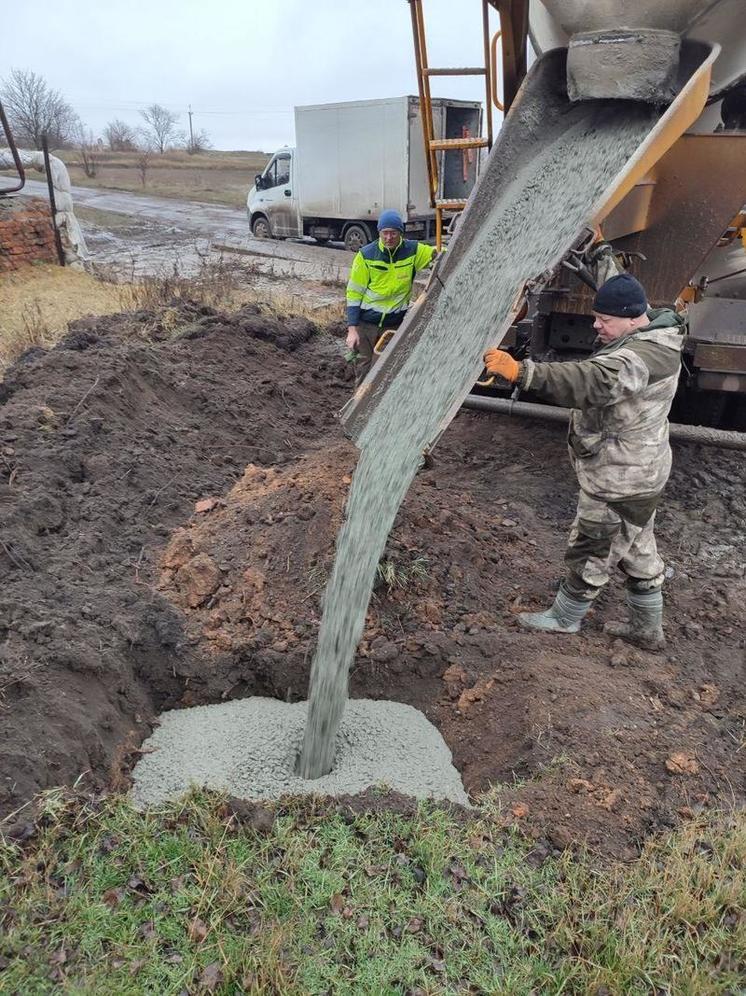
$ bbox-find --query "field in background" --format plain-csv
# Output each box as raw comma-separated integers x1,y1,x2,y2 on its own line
52,149,271,208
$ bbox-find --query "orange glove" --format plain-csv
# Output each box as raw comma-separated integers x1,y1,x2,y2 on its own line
483,348,521,383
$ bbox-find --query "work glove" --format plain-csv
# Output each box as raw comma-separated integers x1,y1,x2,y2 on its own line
483,348,521,383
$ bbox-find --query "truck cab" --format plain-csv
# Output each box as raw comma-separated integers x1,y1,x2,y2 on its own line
247,147,300,240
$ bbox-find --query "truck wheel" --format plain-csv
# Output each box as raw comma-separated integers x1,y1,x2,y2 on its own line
252,215,272,239
343,224,371,253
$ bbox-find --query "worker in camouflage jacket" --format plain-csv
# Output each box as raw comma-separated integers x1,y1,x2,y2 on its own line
346,210,436,386
483,272,684,650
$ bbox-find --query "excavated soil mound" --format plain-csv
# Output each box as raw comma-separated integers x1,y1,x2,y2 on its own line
1,302,744,858
0,302,351,815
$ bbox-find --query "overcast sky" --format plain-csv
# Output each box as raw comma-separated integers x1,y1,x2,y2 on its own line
2,0,505,151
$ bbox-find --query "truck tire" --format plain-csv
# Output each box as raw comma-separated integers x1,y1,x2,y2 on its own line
252,215,272,239
343,224,371,253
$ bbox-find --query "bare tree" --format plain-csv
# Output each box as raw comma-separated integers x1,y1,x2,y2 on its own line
136,150,152,187
104,118,138,152
0,68,79,149
139,103,180,154
76,126,100,178
186,128,212,155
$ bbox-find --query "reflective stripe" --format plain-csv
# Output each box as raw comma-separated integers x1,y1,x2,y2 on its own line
346,280,367,295
360,301,407,315
357,287,390,303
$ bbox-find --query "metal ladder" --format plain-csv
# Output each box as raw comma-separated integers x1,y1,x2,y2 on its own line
408,0,498,250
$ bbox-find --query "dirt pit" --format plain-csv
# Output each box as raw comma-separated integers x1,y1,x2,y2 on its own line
1,303,744,858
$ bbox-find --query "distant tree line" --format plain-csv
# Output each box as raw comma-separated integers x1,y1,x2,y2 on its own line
0,69,212,169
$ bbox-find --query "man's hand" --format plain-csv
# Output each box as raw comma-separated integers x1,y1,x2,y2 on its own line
483,348,521,383
346,326,360,349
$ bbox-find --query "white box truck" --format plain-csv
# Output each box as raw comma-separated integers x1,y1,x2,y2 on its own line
246,95,482,252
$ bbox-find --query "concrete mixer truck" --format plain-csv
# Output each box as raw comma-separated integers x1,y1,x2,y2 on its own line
524,0,746,429
342,0,746,437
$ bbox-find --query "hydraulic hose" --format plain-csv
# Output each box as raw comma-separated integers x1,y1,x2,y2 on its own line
461,395,746,451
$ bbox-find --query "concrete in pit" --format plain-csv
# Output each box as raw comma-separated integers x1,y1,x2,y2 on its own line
131,697,469,808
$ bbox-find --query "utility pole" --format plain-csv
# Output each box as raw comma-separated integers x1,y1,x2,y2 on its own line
188,104,194,152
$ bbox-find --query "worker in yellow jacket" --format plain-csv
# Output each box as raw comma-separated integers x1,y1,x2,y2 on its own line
345,210,436,385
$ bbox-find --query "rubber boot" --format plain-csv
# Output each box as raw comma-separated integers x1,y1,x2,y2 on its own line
517,584,592,634
604,588,665,650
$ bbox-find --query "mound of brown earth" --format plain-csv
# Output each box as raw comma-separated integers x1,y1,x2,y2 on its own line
0,302,351,816
1,301,744,858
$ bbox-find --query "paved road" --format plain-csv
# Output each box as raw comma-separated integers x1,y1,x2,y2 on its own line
19,179,355,279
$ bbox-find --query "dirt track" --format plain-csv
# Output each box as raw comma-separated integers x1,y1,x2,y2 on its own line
20,177,253,239
20,179,354,283
1,302,743,857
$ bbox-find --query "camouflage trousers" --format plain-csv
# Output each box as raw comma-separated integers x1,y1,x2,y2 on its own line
563,490,665,601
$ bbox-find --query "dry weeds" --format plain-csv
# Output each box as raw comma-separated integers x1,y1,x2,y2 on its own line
0,264,127,372
0,258,343,373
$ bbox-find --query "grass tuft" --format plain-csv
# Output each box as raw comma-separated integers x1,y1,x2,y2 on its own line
376,556,430,594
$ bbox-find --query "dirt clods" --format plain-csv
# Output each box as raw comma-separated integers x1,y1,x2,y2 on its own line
1,303,744,858
0,302,349,815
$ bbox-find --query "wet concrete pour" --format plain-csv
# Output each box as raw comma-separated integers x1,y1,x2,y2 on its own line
131,698,469,808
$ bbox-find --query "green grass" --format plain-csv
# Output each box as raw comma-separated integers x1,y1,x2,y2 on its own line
1,791,743,994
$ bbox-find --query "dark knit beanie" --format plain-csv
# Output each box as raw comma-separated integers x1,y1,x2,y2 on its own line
593,273,648,318
377,209,404,232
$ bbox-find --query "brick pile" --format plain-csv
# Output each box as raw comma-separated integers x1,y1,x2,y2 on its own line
0,196,58,272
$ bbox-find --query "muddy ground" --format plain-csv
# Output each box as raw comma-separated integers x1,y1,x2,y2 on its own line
21,179,354,284
1,303,744,858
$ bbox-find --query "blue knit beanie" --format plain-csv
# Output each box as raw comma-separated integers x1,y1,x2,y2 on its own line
593,273,648,318
377,209,404,232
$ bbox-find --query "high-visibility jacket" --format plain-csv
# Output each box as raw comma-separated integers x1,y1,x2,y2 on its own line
346,237,436,329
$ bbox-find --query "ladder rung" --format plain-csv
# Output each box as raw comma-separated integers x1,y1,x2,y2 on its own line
429,137,489,151
424,67,487,77
436,199,467,210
